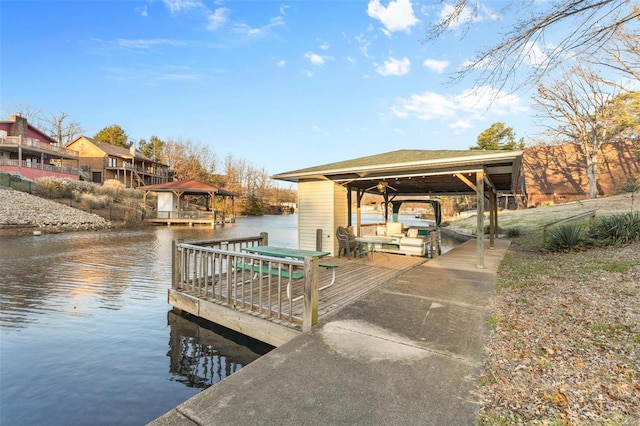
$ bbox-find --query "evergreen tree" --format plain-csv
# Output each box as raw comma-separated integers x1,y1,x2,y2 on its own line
94,124,130,148
471,122,525,151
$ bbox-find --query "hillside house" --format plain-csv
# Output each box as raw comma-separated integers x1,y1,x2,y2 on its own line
523,141,640,206
0,114,80,181
67,136,171,188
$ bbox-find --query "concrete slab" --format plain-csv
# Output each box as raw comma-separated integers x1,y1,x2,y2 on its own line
150,239,511,426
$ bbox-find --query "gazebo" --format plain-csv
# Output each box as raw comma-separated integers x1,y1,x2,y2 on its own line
272,149,524,268
142,179,238,226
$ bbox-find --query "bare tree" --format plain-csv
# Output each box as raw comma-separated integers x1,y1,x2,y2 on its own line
427,0,640,91
1,103,43,127
590,23,640,87
40,112,84,145
534,66,635,198
162,138,218,183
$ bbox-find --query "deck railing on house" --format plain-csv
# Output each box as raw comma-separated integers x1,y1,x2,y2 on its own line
172,234,320,333
0,136,79,158
0,159,79,176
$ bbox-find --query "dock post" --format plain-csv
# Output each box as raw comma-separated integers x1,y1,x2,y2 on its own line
260,232,268,246
172,239,182,289
302,256,319,332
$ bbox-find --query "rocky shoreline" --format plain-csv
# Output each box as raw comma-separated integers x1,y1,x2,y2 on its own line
0,188,111,235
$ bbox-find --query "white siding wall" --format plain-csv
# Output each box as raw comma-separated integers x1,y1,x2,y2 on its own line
298,181,347,255
158,192,178,211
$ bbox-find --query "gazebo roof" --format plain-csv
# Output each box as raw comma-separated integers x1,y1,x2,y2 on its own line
144,179,237,197
272,149,524,196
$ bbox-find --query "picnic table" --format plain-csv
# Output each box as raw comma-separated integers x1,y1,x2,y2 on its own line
241,246,336,300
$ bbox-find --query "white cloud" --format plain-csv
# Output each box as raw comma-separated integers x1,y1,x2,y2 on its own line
136,6,148,17
311,125,330,136
423,58,449,73
163,0,203,14
376,57,411,76
391,91,456,120
116,39,187,49
159,73,199,81
367,0,419,34
165,0,285,37
207,8,230,31
233,15,284,37
450,119,473,131
319,42,330,51
305,52,326,66
276,59,286,67
455,86,528,116
355,34,373,59
390,86,527,125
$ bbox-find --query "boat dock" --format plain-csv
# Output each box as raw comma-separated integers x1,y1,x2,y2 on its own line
151,238,510,425
168,234,426,347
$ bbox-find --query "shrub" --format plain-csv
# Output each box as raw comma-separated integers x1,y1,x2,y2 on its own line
504,226,524,238
588,212,640,245
76,192,112,209
546,223,586,251
616,178,640,194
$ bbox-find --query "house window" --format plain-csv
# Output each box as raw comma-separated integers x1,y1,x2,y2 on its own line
92,172,102,183
108,157,117,167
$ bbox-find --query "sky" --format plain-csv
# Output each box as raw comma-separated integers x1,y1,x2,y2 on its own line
1,0,546,177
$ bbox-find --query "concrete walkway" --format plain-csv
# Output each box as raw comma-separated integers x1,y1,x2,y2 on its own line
151,239,511,426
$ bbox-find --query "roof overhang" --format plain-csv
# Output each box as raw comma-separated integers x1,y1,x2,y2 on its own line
272,150,523,196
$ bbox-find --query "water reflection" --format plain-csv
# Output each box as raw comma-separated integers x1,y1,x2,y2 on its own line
0,217,295,425
0,216,297,330
167,311,272,389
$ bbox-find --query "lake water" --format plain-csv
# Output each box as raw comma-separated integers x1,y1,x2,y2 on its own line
0,214,451,425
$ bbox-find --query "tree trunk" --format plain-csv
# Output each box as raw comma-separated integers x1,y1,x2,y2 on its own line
586,149,598,199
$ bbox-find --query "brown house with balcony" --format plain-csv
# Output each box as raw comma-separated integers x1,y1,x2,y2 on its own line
0,114,80,180
67,136,171,188
523,140,640,206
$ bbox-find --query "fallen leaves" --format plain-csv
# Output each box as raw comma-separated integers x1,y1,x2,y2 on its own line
477,242,640,425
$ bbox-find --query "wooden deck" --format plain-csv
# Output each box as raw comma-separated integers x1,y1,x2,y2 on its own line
170,246,426,346
312,253,426,318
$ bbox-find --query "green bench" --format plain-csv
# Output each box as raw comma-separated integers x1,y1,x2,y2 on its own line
236,262,305,280
235,261,338,301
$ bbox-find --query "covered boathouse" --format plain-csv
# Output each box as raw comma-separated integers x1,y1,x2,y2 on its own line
271,149,524,269
168,149,524,346
142,179,238,226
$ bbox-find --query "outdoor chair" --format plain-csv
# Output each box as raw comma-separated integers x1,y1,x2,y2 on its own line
336,226,358,258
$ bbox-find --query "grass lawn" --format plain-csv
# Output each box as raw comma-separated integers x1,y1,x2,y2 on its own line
447,193,640,424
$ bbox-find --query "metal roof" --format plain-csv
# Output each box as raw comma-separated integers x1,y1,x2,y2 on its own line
272,149,524,196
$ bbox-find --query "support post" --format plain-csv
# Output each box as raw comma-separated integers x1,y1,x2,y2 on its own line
430,232,438,258
355,189,364,237
347,186,352,227
316,229,323,251
489,189,496,249
260,232,268,246
476,171,485,269
302,256,319,332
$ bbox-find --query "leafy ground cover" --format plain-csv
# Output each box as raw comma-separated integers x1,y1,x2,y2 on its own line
448,194,640,424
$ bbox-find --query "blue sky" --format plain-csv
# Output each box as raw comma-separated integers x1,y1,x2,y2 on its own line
1,0,542,175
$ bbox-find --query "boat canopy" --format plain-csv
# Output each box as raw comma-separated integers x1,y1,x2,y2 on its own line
389,199,442,227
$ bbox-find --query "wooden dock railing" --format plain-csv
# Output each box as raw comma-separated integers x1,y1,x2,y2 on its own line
171,233,320,341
